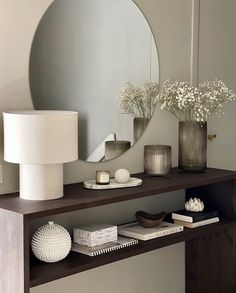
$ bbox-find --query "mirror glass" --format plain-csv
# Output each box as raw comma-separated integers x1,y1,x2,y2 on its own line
29,0,159,162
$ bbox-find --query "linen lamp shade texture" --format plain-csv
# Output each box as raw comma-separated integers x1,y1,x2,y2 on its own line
3,111,78,164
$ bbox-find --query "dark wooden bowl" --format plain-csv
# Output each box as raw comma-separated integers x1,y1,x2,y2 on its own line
135,211,166,228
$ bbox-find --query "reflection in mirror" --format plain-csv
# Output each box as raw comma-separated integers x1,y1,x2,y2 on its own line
29,0,159,162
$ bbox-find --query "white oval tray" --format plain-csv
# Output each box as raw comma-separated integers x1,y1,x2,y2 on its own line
83,177,142,190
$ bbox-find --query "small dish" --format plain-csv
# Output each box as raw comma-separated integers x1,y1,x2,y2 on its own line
135,211,166,228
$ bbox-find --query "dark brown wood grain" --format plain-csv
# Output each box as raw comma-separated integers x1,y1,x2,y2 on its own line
30,220,236,287
0,168,236,292
0,209,29,293
186,228,236,293
0,168,235,219
187,179,236,219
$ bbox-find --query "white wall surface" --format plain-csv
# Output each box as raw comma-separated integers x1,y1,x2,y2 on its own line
0,0,235,293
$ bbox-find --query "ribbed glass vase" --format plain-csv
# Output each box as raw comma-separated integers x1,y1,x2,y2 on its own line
105,140,130,160
133,117,150,143
144,145,172,176
178,121,207,172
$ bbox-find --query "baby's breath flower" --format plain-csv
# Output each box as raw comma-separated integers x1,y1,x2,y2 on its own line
118,81,159,118
156,79,235,121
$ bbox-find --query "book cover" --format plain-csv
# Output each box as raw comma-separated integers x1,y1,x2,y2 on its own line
71,236,138,256
171,209,219,223
118,221,183,241
174,217,219,228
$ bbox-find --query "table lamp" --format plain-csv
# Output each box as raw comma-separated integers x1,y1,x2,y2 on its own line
3,110,78,200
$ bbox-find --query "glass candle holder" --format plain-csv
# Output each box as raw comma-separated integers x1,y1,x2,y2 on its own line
96,170,110,185
144,145,172,176
178,121,207,172
105,140,130,160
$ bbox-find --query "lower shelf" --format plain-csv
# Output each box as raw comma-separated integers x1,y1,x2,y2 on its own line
30,219,236,287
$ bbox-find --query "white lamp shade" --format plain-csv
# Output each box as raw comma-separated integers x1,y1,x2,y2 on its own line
3,110,78,164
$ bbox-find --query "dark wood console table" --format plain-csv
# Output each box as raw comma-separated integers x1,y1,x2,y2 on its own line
0,168,236,293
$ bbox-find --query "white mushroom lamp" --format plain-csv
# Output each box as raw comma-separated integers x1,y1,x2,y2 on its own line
3,111,78,200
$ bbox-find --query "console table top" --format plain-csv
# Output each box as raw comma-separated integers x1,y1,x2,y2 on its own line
0,168,235,219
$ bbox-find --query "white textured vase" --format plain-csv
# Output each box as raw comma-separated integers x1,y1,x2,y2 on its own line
31,222,71,263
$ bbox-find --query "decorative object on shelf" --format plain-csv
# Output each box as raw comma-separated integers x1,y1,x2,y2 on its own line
74,224,117,247
174,217,219,228
118,221,183,241
84,177,142,190
96,170,110,185
172,209,218,223
133,117,150,143
118,81,159,142
185,197,205,212
135,211,166,228
3,110,78,200
105,140,131,160
31,221,71,263
114,168,130,184
72,236,138,257
157,79,235,172
179,121,207,172
144,145,172,176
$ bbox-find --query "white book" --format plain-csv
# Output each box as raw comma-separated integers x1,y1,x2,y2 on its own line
71,236,138,256
118,221,184,241
174,217,219,228
171,209,219,223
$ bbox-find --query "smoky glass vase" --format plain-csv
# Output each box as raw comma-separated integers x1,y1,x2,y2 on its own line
105,140,130,160
178,121,207,172
133,117,150,143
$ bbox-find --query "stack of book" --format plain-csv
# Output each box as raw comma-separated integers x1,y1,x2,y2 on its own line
72,236,138,256
171,209,219,228
118,221,184,240
74,223,118,247
72,223,138,256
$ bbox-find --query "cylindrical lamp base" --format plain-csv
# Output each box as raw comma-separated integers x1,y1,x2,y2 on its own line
20,164,63,200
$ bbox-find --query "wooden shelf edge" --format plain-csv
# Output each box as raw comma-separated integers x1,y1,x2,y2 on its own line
27,174,236,219
30,219,236,288
0,168,235,219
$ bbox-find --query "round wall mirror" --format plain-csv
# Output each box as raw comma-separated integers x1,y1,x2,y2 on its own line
29,0,159,162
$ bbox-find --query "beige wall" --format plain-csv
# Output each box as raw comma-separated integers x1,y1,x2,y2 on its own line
0,0,192,193
198,0,236,169
0,0,235,292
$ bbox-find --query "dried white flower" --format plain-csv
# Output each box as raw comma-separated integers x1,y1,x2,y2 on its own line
157,79,235,121
118,81,159,118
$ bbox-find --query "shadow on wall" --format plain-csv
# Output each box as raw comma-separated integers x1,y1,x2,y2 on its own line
0,77,34,153
0,77,33,193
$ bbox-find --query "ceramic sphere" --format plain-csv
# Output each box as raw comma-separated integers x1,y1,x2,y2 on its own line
31,221,71,263
114,168,130,184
